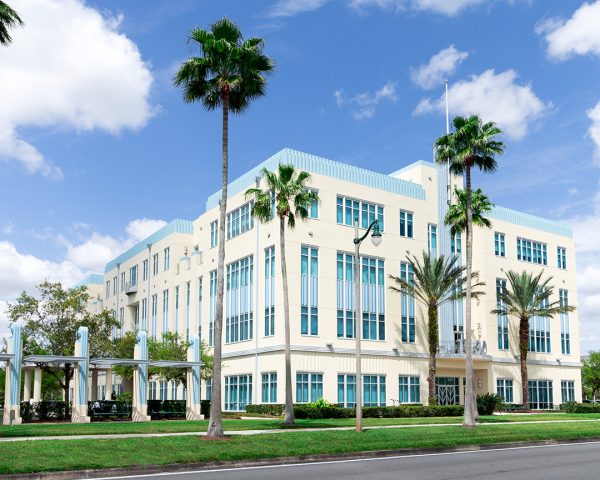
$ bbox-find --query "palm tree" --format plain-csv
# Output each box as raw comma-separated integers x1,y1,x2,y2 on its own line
492,271,575,409
173,18,273,437
434,114,504,427
389,252,483,405
245,164,319,425
0,1,23,46
445,187,493,235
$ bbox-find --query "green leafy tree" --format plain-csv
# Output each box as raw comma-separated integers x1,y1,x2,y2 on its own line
245,164,319,425
492,271,575,409
6,281,118,418
0,1,23,46
445,187,493,235
582,352,600,401
173,17,273,437
434,114,504,427
389,252,484,404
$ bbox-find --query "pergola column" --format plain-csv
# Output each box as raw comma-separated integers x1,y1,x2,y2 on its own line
23,368,32,402
72,326,90,423
132,331,150,422
186,334,203,420
104,369,113,400
2,324,23,425
33,367,42,402
90,370,99,401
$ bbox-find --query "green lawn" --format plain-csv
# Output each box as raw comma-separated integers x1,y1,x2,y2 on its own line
1,421,600,475
0,413,598,438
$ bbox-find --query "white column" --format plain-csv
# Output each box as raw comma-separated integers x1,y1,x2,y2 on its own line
23,369,32,402
33,367,42,402
186,334,203,420
104,370,113,400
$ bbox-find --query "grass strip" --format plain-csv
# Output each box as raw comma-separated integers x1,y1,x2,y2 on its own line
1,420,600,474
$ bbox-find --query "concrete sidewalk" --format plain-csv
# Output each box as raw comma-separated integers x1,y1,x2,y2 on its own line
0,418,598,443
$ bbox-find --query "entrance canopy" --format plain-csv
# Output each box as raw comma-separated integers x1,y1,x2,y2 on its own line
23,355,85,365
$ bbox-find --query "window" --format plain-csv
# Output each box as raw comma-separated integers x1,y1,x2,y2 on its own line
209,270,217,346
400,262,415,343
151,294,157,338
398,376,420,403
337,374,356,407
120,272,126,292
529,295,551,353
496,379,513,403
296,372,323,403
227,201,254,239
163,247,170,271
451,232,462,256
336,253,385,340
226,255,254,343
206,378,212,401
557,247,567,270
264,246,275,337
309,190,319,219
494,232,505,257
143,259,149,281
517,238,547,265
428,224,437,256
159,380,168,401
528,380,553,409
129,265,138,287
301,246,319,335
210,220,218,248
261,372,277,403
119,307,124,337
225,374,252,411
364,375,386,406
175,286,179,334
561,380,575,403
560,289,570,355
171,381,178,400
186,282,191,341
153,253,159,275
436,377,460,405
198,276,203,339
105,281,110,299
162,289,169,335
336,196,384,231
112,276,117,295
149,381,157,400
141,298,147,331
496,278,509,350
399,210,413,238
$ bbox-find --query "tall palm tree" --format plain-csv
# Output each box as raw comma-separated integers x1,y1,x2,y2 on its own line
173,18,273,437
0,1,23,46
434,114,504,427
245,164,319,425
445,187,493,235
389,252,483,405
492,271,575,409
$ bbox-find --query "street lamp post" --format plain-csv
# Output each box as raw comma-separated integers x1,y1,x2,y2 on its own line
353,218,382,432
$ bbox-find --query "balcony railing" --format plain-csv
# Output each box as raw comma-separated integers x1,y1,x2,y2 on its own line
438,339,487,355
125,282,138,295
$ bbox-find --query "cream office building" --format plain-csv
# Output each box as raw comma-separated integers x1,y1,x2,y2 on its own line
80,148,581,410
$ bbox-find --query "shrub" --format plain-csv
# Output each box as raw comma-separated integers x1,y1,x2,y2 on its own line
559,402,600,413
477,393,505,415
560,401,578,413
19,402,34,422
147,400,186,419
88,400,132,421
201,400,211,417
306,398,335,409
293,404,463,419
245,404,284,416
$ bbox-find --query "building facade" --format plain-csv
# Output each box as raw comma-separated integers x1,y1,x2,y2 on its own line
79,148,581,410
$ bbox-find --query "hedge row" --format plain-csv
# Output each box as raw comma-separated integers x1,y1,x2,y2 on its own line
293,404,464,419
245,404,285,416
560,402,600,413
147,400,186,419
20,401,70,421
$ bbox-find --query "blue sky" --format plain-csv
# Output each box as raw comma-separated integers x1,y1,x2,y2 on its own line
1,0,600,350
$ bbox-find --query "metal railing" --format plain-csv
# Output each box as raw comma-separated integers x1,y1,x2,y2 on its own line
438,339,487,355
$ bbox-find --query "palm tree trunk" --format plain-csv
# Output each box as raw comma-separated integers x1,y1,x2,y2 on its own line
520,316,530,409
463,164,476,427
428,305,438,405
208,94,229,437
280,216,295,425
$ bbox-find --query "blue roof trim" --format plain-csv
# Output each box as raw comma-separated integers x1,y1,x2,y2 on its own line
488,206,572,238
75,274,104,288
389,160,436,177
206,148,426,210
105,219,194,273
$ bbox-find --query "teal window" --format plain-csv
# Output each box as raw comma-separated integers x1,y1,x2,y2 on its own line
561,380,575,403
225,255,254,343
206,378,212,401
261,372,277,403
265,246,276,337
560,289,570,354
517,238,547,265
496,378,513,403
142,259,148,281
301,246,319,335
133,305,140,331
528,380,553,409
153,253,159,275
210,220,218,248
227,202,254,239
129,265,138,286
398,376,420,403
400,262,415,343
496,278,509,350
141,298,147,332
451,232,462,256
120,272,125,291
557,247,567,269
163,247,170,271
171,381,178,400
337,374,356,407
159,381,167,401
363,375,386,406
428,224,437,256
399,210,413,238
175,286,179,334
151,294,157,339
308,189,319,219
162,289,169,334
336,196,384,231
225,374,252,411
529,295,551,353
494,232,505,257
296,372,323,403
208,270,217,346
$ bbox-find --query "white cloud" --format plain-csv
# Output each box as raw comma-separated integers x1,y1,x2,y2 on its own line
414,69,549,139
410,45,469,90
349,0,484,15
587,101,600,162
334,81,397,120
536,1,600,60
268,0,330,17
0,0,154,177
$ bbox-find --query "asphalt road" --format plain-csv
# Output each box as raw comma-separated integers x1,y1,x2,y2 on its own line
91,441,600,480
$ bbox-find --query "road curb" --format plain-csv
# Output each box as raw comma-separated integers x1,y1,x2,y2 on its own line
6,436,600,480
